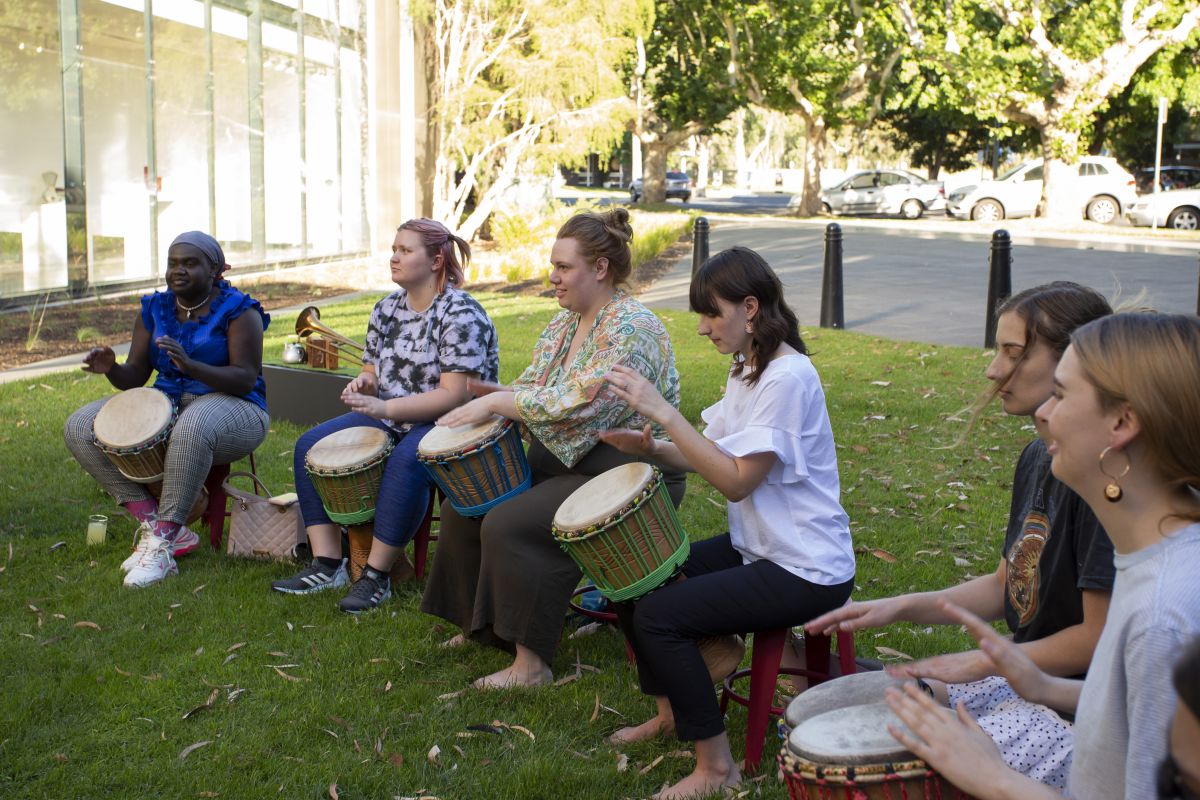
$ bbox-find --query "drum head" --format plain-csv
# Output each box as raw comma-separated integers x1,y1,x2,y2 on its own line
417,416,507,457
787,702,915,765
553,463,654,531
307,426,391,471
784,670,902,729
93,388,174,448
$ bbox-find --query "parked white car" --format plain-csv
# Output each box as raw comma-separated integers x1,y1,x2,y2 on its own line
945,157,1137,224
798,169,945,219
1125,189,1200,230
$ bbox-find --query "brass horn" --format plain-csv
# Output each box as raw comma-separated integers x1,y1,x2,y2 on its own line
294,305,365,367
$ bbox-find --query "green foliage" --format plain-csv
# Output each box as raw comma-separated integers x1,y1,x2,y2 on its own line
0,292,1029,799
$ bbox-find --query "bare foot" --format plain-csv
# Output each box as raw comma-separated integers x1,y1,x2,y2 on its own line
439,633,468,649
472,662,552,690
609,714,674,745
652,763,741,799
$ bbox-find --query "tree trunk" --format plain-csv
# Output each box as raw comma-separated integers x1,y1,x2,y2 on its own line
794,118,826,217
640,140,669,203
734,109,748,188
1036,126,1083,223
696,137,710,195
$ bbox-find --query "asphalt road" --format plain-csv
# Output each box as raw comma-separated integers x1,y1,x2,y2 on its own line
638,218,1200,348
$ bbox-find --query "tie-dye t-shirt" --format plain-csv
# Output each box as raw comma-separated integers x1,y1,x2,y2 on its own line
363,285,499,433
513,289,678,467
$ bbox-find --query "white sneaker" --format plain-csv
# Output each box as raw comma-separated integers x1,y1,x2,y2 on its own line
120,523,157,573
121,523,200,572
123,535,179,588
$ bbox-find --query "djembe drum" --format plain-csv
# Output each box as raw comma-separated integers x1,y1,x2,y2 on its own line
93,387,176,483
417,416,530,518
553,462,742,680
306,427,396,580
779,672,976,800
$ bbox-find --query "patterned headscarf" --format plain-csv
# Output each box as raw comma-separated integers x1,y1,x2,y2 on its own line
170,231,227,276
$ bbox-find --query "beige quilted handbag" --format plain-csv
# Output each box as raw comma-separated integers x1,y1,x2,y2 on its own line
222,471,307,560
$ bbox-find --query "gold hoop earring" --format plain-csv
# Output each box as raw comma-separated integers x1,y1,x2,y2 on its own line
745,321,753,335
1098,446,1131,503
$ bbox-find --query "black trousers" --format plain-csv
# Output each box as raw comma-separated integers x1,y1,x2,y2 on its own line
616,534,853,741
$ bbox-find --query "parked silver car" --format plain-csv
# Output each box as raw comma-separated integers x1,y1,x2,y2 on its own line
629,171,691,203
802,169,945,219
946,157,1137,224
1125,188,1200,230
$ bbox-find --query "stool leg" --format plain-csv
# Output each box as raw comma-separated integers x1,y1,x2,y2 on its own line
805,631,833,685
205,463,232,551
744,628,787,774
836,629,857,677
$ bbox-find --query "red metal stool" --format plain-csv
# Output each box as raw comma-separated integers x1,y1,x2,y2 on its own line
411,489,442,580
720,627,857,773
203,452,258,550
568,584,636,663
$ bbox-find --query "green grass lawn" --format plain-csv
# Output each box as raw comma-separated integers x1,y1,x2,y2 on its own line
0,292,1028,799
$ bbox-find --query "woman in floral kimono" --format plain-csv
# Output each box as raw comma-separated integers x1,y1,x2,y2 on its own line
421,208,683,689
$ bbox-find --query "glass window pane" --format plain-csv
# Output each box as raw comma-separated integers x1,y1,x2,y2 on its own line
263,23,302,260
0,0,68,295
339,0,359,29
153,0,211,264
304,0,337,23
305,47,339,255
340,46,364,250
212,7,251,262
81,0,154,285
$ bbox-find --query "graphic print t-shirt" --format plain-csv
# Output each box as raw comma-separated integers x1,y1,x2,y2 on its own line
362,285,499,433
1002,439,1115,651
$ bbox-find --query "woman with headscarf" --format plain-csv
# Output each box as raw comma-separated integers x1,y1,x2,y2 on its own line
64,231,270,587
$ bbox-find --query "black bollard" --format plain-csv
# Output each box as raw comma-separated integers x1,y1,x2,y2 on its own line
691,217,710,276
984,229,1012,348
819,223,844,329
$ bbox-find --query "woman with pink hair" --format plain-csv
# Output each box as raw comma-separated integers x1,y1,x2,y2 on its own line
272,219,499,614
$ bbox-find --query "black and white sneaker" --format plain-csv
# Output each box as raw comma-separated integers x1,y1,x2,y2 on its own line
271,559,349,595
338,567,391,614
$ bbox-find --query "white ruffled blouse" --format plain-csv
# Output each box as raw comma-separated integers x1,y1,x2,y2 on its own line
701,354,855,585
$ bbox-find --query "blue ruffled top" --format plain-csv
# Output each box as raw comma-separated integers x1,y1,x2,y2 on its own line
139,281,270,412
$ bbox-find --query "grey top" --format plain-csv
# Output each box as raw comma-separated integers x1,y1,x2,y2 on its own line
1068,523,1200,800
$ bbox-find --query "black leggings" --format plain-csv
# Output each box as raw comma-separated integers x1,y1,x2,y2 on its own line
616,534,853,741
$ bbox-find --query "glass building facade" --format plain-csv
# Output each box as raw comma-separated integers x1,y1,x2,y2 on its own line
0,0,387,301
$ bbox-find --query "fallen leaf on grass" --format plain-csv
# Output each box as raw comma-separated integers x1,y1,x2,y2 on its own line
114,666,132,676
74,621,102,631
227,688,245,703
383,680,393,693
323,728,339,739
27,604,40,613
226,642,246,653
49,541,67,551
389,753,404,768
328,783,340,800
286,622,294,632
191,584,207,595
639,755,664,775
490,720,535,741
437,690,464,701
53,753,68,763
667,750,694,758
875,646,914,661
222,654,238,666
953,557,970,567
267,651,288,658
616,753,629,772
464,724,503,735
427,745,441,765
569,750,591,759
914,549,942,557
179,741,211,760
182,688,221,720
273,667,303,682
369,657,390,664
452,745,465,757
589,694,600,723
40,636,63,647
870,380,892,387
869,548,898,563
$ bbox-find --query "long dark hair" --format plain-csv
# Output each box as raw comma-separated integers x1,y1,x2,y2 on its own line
689,246,806,386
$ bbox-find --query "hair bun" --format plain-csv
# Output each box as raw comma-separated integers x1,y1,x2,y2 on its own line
602,208,633,242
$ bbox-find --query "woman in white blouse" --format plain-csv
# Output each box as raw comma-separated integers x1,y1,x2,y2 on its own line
600,246,855,800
